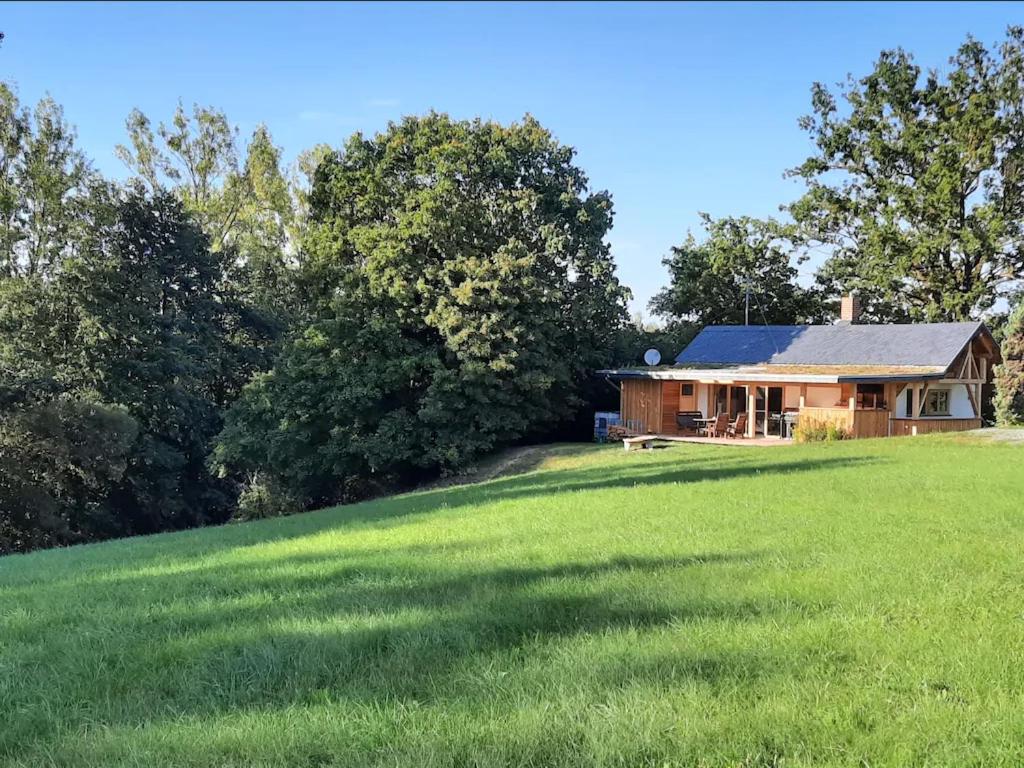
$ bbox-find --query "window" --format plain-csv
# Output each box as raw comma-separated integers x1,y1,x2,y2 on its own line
681,383,694,397
731,386,747,415
856,383,886,410
924,389,951,416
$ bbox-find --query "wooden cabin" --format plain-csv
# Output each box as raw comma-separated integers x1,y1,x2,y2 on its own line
600,307,1000,440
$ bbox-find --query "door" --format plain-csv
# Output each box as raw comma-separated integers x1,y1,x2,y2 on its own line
754,386,785,436
767,386,784,436
679,382,696,412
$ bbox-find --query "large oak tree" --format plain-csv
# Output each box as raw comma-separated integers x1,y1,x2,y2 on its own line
215,113,629,512
790,28,1024,322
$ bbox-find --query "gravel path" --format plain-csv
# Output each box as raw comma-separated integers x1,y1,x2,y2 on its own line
969,427,1024,442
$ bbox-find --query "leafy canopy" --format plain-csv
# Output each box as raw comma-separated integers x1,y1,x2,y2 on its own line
651,214,820,326
216,113,629,511
790,27,1024,321
994,299,1024,425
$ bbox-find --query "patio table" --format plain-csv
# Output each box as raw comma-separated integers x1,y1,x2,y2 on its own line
693,417,716,436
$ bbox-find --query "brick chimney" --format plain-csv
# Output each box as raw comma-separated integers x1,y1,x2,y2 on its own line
839,293,861,324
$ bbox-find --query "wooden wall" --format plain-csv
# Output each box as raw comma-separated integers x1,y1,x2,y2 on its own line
660,381,680,435
620,379,663,434
621,380,983,439
890,418,981,436
799,407,854,431
801,406,980,438
851,410,890,439
619,380,690,435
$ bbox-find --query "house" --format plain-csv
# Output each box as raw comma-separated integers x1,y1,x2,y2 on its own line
600,296,1000,439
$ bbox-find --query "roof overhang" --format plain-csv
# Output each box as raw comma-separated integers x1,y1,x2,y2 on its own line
597,366,949,385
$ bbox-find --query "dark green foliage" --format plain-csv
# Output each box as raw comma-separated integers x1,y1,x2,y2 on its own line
0,187,267,551
65,191,259,532
216,114,629,507
611,321,699,368
994,301,1024,425
651,214,821,326
790,28,1024,321
0,399,138,552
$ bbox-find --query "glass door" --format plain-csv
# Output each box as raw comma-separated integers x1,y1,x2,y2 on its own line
767,386,784,436
754,386,784,436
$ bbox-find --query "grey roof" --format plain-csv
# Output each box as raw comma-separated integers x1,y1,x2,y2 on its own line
675,323,986,370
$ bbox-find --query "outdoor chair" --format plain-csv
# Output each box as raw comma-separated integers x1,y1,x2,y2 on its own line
706,412,730,438
726,411,748,438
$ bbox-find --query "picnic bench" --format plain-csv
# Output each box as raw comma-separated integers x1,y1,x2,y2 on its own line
622,434,658,451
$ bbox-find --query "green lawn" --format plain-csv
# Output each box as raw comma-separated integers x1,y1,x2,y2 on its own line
2,435,1023,767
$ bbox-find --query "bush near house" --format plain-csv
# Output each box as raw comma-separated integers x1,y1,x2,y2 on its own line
793,420,851,442
994,301,1024,426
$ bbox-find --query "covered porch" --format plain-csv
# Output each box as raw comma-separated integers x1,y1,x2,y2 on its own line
611,367,985,440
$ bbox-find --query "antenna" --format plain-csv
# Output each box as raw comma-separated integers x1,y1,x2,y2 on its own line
643,348,661,366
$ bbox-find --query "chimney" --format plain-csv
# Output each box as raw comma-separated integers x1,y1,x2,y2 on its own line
839,293,861,324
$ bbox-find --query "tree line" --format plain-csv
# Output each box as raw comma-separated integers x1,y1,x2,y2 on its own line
0,90,634,551
3,28,1024,552
655,27,1024,329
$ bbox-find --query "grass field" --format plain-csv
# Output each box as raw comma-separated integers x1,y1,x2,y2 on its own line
2,434,1023,767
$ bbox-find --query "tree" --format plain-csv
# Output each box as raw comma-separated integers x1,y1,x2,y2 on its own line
651,214,821,326
116,104,299,321
611,317,699,368
215,113,629,510
0,83,91,279
0,399,138,553
61,189,261,532
994,300,1024,425
790,28,1024,322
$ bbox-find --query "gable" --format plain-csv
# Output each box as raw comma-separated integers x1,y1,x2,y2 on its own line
675,323,989,370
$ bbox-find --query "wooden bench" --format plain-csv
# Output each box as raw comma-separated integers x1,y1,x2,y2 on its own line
622,435,657,451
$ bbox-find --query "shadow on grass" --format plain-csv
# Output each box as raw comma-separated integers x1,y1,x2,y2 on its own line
0,449,883,593
297,452,883,534
3,548,814,759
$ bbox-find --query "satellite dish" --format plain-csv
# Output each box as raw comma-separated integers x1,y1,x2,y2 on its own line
643,348,661,366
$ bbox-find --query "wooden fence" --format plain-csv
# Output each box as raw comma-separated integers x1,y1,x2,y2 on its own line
797,407,889,439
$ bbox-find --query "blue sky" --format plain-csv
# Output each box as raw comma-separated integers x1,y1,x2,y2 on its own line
1,2,1017,314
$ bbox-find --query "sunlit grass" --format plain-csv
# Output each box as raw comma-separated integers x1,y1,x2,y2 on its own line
1,436,1023,766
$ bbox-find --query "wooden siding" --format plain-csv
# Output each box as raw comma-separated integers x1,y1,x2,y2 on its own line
890,418,981,436
852,410,890,439
619,379,663,434
660,381,681,435
797,407,889,439
798,407,854,430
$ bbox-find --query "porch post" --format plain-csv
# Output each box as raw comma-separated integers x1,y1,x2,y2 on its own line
763,386,769,437
747,388,756,438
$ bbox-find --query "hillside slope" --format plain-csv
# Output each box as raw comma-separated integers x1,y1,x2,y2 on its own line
1,436,1023,767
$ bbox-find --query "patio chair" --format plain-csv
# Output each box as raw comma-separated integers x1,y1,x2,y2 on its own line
706,412,730,438
726,411,748,438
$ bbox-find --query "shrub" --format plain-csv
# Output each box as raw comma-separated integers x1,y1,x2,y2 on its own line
793,420,851,443
994,301,1024,426
234,474,304,521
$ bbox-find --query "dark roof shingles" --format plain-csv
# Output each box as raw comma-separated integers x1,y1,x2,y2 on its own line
675,323,983,369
